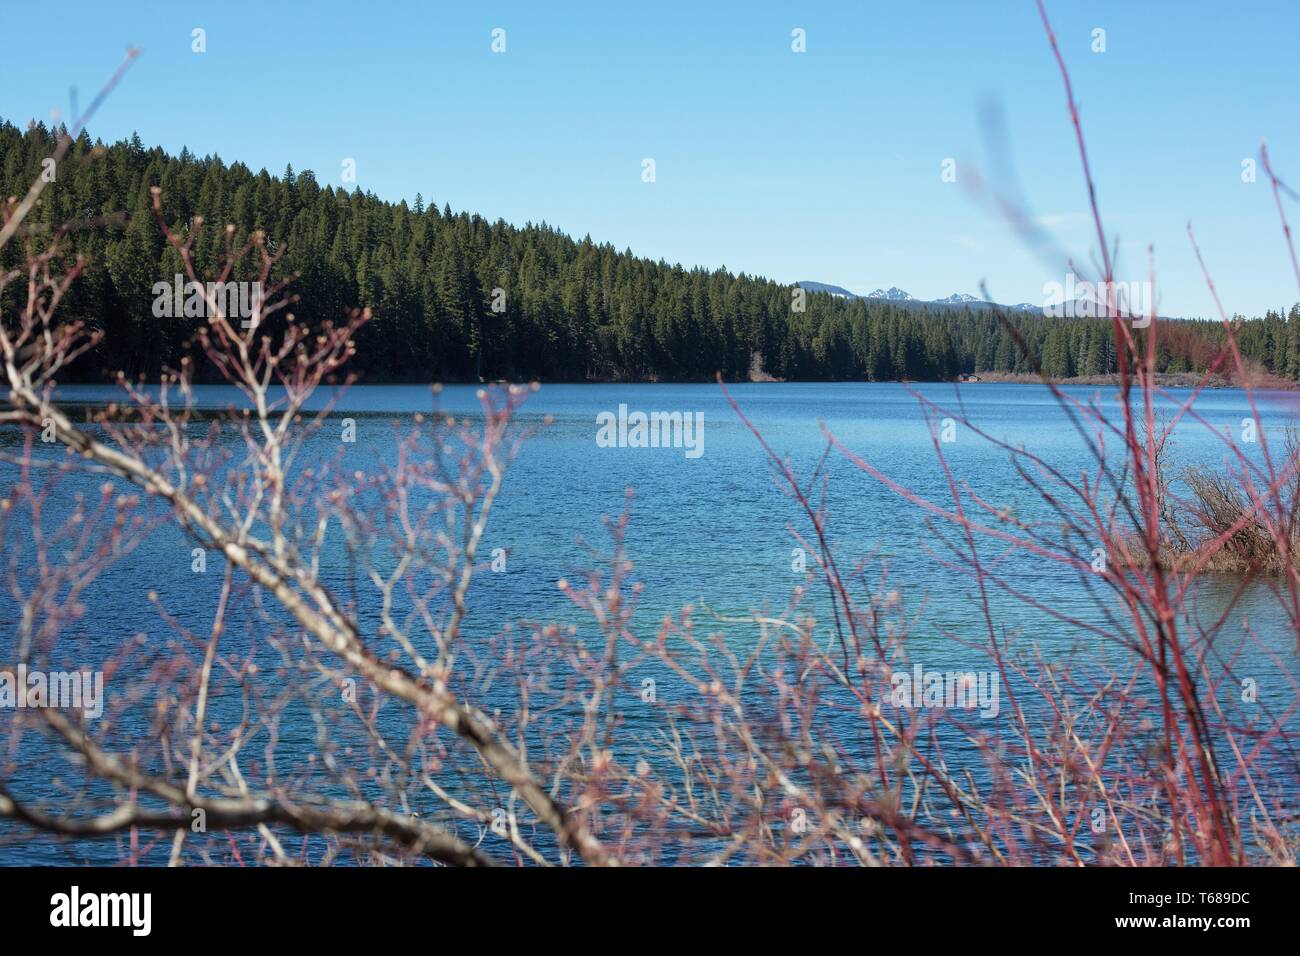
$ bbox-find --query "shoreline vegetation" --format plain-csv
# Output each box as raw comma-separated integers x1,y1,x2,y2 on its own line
3,119,1299,389
28,369,1289,392
36,372,1282,389
948,369,1295,389
338,370,1290,388
1127,427,1300,574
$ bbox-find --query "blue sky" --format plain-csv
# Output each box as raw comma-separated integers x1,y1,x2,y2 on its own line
1,0,1297,317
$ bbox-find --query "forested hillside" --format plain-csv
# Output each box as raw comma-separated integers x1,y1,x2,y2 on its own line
3,119,1298,383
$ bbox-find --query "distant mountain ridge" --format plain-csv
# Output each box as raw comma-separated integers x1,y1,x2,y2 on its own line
794,281,858,299
0,120,1256,385
797,281,1041,314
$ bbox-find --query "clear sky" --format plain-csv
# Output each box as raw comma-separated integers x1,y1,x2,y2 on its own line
1,0,1297,317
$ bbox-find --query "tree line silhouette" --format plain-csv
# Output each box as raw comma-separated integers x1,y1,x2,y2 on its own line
3,119,1298,384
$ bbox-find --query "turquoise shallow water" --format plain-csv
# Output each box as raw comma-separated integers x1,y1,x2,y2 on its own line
2,381,1297,862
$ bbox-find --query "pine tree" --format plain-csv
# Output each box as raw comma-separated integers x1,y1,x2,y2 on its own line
1,119,1294,385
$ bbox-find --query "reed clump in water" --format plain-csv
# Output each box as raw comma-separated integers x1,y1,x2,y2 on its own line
1134,428,1300,574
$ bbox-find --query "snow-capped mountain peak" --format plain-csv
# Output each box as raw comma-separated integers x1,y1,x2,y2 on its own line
864,287,916,301
796,281,1048,315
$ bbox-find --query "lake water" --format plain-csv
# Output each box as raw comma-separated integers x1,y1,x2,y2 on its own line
2,381,1297,863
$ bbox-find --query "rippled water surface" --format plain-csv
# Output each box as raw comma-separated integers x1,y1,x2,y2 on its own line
3,382,1297,863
